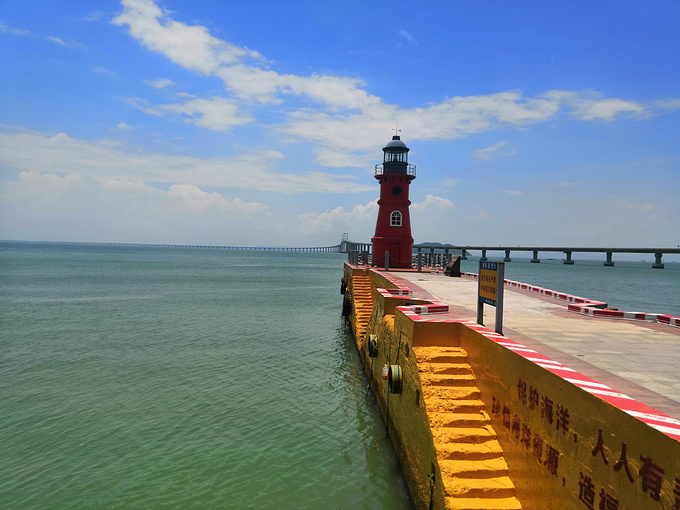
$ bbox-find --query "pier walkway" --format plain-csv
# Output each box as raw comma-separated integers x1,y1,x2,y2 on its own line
392,271,680,421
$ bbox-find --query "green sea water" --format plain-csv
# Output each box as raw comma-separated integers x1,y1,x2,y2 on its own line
0,242,411,509
2,242,678,509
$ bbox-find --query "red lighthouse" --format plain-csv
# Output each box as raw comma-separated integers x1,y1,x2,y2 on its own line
371,135,416,269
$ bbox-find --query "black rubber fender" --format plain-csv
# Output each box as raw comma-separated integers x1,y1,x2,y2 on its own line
342,294,351,317
388,364,402,394
368,334,378,357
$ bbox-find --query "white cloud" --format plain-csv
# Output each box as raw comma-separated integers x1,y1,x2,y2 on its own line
167,184,267,215
98,176,157,193
411,194,455,213
604,196,658,214
47,35,85,49
543,90,645,121
112,0,263,75
575,98,645,121
161,97,253,131
111,0,678,170
124,97,163,116
409,195,457,243
652,98,680,112
47,35,66,45
0,170,273,245
0,128,372,194
0,22,32,37
399,30,416,44
280,92,560,165
112,0,382,109
297,201,378,236
4,170,80,196
468,210,491,221
83,10,105,23
149,78,175,88
442,178,461,189
116,122,134,130
472,141,517,161
502,189,523,195
93,66,118,77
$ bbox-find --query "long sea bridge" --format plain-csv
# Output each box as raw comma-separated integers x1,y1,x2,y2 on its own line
414,245,680,269
74,241,344,253
57,240,680,268
76,238,375,254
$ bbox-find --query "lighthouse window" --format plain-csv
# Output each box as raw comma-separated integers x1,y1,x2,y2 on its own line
385,151,406,163
391,211,402,227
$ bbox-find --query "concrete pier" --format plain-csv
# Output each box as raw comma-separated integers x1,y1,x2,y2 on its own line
344,265,680,509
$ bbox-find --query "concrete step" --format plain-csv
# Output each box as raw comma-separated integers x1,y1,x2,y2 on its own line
446,475,516,498
419,362,474,375
413,346,469,364
439,457,510,478
427,399,486,414
421,373,478,387
422,387,482,401
437,440,504,460
444,496,522,510
429,411,490,428
432,426,498,443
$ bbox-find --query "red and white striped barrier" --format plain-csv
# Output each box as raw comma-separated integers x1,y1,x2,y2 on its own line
463,272,679,328
377,288,413,297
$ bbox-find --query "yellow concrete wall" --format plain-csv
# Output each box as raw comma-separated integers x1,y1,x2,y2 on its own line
365,310,448,510
459,325,680,509
344,264,448,510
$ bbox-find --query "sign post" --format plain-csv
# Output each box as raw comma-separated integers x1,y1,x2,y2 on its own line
477,261,505,334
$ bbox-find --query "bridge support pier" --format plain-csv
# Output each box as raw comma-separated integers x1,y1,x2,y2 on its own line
564,251,574,265
480,249,488,261
504,249,511,262
461,249,468,260
604,251,614,266
652,252,664,269
530,250,540,263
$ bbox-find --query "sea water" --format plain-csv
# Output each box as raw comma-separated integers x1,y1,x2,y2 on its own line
2,243,678,510
0,242,411,509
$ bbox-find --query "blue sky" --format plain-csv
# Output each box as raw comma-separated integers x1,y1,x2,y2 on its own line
1,0,679,250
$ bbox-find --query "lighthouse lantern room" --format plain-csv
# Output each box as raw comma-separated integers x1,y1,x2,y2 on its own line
371,135,416,269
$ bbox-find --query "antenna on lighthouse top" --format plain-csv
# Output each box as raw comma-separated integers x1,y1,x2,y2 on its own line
392,124,401,137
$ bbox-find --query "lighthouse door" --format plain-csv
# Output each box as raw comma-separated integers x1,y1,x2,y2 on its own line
390,243,401,266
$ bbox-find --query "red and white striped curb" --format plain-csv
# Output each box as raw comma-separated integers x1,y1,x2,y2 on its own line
462,272,679,328
397,302,449,316
377,288,413,297
376,270,412,293
658,315,680,327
